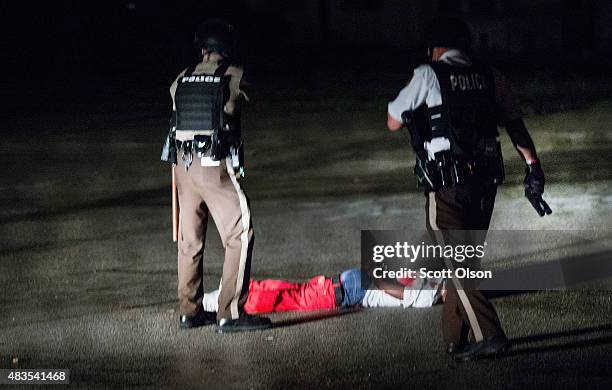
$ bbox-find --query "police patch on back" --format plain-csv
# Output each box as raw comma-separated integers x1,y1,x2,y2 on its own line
181,75,224,83
427,61,498,157
449,72,488,92
174,61,232,133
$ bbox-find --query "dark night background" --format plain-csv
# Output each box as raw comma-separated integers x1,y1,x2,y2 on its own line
2,0,612,127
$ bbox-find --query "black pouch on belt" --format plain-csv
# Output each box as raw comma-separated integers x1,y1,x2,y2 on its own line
480,139,505,185
451,158,473,185
193,135,212,158
415,156,441,192
435,151,454,188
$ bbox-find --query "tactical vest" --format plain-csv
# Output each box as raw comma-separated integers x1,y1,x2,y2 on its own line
174,62,241,161
175,62,231,132
428,61,498,158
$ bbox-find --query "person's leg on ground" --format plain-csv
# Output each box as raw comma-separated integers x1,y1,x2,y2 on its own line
340,268,368,307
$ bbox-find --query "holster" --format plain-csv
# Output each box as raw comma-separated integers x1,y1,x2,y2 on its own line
415,141,505,192
160,129,177,164
402,106,430,156
414,157,439,192
211,123,240,161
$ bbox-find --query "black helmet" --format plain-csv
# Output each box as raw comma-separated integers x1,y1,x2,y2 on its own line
425,17,472,50
194,20,235,58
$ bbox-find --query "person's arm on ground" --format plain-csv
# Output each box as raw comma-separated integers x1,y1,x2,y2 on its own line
381,286,403,299
363,280,441,309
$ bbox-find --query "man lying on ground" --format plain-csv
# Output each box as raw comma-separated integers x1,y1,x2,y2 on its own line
202,268,445,314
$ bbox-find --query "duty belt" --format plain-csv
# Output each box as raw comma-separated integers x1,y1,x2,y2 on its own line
415,145,505,192
176,135,213,169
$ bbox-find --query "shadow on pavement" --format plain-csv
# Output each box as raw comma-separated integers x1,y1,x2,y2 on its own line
0,187,169,225
485,290,538,299
271,307,361,329
0,225,165,257
502,323,612,357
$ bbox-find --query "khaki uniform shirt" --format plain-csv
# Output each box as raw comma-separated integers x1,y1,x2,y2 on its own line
170,60,248,166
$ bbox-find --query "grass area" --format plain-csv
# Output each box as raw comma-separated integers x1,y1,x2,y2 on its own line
514,72,612,115
1,76,610,209
239,98,612,199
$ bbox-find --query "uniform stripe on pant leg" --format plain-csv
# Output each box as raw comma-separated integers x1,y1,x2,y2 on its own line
225,158,251,320
428,192,485,342
428,192,438,230
444,257,484,342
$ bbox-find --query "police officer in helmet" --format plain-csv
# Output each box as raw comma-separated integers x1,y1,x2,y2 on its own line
161,19,271,333
387,17,551,361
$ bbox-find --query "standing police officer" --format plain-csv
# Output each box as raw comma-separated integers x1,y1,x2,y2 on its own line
161,20,271,333
387,17,551,361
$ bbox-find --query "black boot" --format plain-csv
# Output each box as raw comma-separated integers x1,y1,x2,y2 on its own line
453,335,509,362
179,311,217,329
446,342,465,355
215,314,272,333
446,322,470,355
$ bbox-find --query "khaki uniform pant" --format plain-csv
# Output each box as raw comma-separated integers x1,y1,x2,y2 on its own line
425,184,505,344
175,157,253,321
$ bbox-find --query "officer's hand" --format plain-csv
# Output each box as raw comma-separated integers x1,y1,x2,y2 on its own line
524,161,552,217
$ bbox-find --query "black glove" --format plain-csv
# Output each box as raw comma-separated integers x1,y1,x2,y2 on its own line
524,160,552,217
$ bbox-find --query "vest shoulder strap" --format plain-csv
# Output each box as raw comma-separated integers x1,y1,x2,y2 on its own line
182,61,232,78
214,61,231,78
183,64,197,77
428,61,449,76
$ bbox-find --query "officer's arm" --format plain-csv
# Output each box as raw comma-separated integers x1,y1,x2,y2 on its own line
505,118,538,163
170,69,187,112
160,73,183,163
387,114,403,131
238,75,251,102
495,70,551,216
387,69,429,132
494,69,538,163
228,76,249,117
